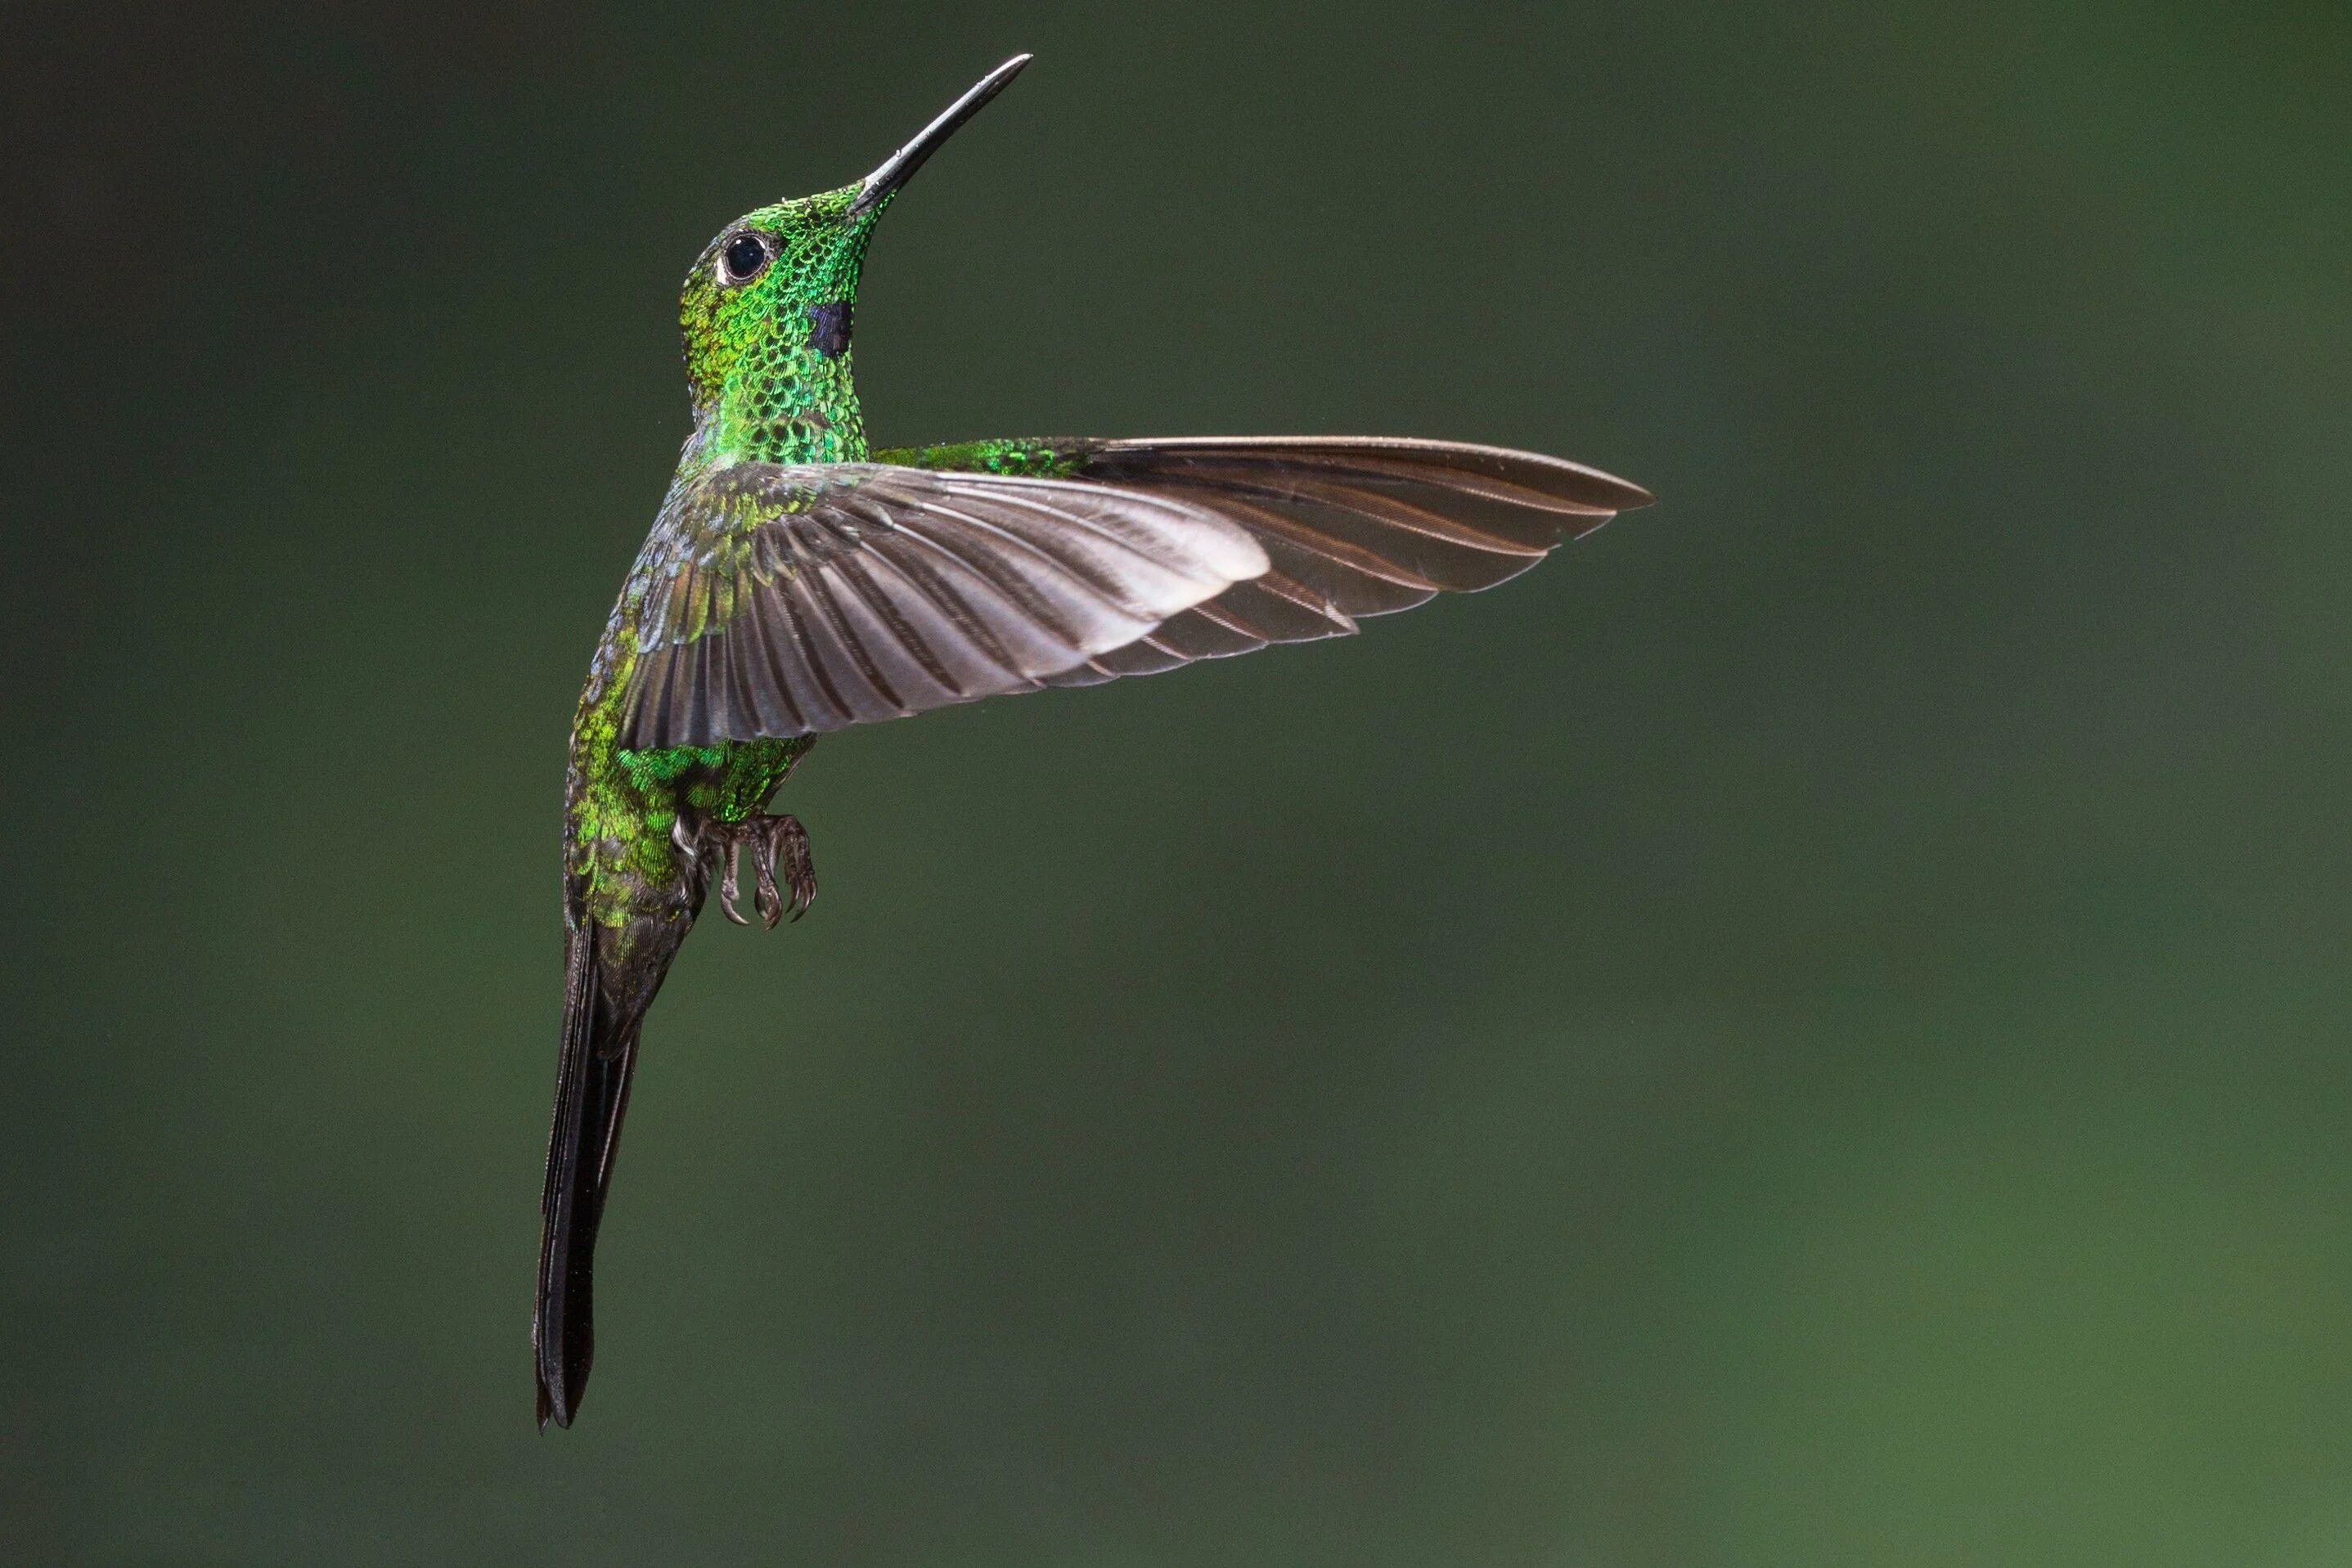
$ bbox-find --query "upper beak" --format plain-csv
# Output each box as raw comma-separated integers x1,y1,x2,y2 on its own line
847,54,1032,217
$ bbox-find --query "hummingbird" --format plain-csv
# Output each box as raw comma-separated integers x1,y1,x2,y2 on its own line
537,52,1653,1429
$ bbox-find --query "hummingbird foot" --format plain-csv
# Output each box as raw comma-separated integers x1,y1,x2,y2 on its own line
681,812,817,929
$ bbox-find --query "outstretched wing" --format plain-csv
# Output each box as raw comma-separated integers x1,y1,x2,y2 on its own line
874,436,1654,686
620,462,1270,748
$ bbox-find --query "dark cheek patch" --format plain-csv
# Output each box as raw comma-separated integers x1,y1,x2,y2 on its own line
807,300,853,358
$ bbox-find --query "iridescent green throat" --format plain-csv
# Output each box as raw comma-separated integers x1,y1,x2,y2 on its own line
678,183,884,468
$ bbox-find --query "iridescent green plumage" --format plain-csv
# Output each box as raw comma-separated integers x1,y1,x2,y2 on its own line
875,438,1086,477
565,179,888,946
537,55,1653,1431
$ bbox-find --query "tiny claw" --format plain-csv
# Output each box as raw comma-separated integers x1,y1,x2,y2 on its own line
696,813,816,932
717,841,751,927
752,852,784,931
770,815,817,921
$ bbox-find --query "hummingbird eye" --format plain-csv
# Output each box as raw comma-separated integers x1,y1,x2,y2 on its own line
720,233,772,285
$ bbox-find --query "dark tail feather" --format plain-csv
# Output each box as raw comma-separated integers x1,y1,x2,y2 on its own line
533,925,643,1429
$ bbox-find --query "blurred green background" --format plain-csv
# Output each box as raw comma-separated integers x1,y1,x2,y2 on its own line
9,2,2352,1562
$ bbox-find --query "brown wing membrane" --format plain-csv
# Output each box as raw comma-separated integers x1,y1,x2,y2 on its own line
1025,437,1653,687
620,463,1270,748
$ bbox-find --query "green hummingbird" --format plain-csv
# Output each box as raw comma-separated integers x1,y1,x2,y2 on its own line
537,52,1653,1429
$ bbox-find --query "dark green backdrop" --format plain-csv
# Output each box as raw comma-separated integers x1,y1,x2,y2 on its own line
10,2,2351,1562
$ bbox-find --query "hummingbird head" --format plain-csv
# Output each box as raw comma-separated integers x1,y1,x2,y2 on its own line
677,55,1031,462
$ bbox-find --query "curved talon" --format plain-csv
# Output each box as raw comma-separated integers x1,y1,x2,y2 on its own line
693,812,816,930
717,838,752,927
765,814,817,923
753,856,783,929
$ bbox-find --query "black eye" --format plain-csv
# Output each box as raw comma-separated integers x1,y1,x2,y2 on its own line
722,233,770,283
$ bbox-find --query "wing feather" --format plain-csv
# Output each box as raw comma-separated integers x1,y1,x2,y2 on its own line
618,437,1649,744
618,463,1270,748
950,435,1652,685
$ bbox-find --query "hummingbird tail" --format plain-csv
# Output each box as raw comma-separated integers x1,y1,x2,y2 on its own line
533,923,648,1430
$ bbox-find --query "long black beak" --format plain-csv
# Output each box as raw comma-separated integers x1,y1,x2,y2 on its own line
848,54,1032,217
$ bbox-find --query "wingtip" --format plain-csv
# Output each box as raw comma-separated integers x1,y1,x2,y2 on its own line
1543,456,1654,514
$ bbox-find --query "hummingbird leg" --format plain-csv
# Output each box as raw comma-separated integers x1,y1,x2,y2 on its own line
734,813,816,928
690,813,816,930
756,813,817,926
716,835,753,928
